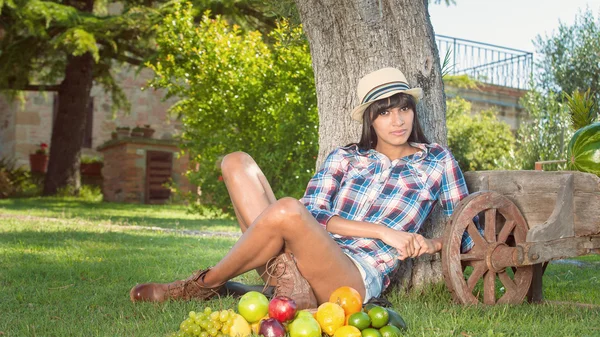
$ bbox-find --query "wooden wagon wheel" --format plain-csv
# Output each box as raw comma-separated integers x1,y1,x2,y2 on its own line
442,191,533,305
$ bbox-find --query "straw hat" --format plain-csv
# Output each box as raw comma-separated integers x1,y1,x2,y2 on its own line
350,67,423,121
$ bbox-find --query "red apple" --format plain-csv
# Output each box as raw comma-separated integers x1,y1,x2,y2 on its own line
258,318,286,337
268,296,298,323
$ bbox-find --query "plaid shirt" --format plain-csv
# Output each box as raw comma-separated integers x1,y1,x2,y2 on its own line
300,142,472,289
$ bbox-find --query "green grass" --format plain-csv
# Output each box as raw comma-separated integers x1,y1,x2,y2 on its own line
0,197,238,232
1,198,599,337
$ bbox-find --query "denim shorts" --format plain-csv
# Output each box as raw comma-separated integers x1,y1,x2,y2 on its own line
342,249,383,303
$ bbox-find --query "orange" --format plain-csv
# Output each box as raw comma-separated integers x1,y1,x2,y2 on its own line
333,325,362,337
316,302,346,336
329,286,363,316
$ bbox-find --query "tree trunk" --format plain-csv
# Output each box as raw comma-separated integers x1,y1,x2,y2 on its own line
43,53,94,196
295,0,447,290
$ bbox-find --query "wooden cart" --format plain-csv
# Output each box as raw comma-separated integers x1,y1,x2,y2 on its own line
442,170,600,305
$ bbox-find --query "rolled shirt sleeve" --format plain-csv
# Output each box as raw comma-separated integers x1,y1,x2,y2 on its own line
300,148,346,228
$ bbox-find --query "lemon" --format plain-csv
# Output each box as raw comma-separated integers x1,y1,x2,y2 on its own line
229,313,251,337
316,302,346,336
334,325,362,337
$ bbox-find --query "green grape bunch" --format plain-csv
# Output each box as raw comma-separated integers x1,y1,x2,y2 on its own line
173,307,236,337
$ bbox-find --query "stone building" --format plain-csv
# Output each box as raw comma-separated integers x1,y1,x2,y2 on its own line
0,67,180,168
0,66,193,203
445,83,527,132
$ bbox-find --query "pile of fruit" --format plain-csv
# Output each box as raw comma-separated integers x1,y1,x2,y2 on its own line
172,286,406,337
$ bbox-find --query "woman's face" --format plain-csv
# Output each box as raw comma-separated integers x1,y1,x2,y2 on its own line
371,105,414,153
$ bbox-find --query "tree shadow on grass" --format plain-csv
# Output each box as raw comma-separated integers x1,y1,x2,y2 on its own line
0,197,238,231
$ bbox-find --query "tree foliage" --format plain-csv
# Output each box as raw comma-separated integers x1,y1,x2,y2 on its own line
446,97,515,171
535,9,600,101
148,3,317,212
0,0,169,111
0,0,285,196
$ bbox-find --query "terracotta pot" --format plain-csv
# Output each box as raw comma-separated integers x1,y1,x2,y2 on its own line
142,128,155,138
80,162,103,177
29,153,48,173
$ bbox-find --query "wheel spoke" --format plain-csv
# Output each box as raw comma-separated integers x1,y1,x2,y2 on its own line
467,220,486,248
483,269,496,305
498,270,517,294
461,249,485,261
467,261,487,292
484,209,497,242
497,220,515,243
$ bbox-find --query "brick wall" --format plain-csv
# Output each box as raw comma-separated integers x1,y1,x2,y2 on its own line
99,138,191,204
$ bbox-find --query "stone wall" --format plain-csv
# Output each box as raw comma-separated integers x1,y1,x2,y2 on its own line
0,93,54,166
0,66,180,169
0,96,16,163
445,83,528,132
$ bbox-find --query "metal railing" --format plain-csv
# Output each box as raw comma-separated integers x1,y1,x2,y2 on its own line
436,35,533,90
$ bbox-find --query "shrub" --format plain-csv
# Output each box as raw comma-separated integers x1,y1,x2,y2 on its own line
148,4,317,213
509,88,573,171
446,97,516,171
80,155,103,164
0,158,40,197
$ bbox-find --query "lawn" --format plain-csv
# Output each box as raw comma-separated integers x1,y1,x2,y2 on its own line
0,197,238,232
1,198,599,337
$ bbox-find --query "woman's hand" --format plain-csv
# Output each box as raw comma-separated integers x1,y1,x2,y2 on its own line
379,228,441,260
326,216,443,260
413,235,440,257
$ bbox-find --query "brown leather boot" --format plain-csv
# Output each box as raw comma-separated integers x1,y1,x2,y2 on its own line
266,253,318,310
130,269,223,302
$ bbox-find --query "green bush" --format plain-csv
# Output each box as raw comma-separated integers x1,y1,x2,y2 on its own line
446,97,516,171
148,3,317,212
509,88,573,171
0,158,40,198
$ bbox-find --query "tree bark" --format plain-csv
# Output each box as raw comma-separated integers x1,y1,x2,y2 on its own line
42,53,94,196
295,0,447,290
42,0,95,196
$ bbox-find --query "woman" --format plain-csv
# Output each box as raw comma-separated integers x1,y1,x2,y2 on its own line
130,67,473,309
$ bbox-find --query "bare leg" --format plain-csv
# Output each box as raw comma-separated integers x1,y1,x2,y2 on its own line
202,197,366,303
221,152,279,283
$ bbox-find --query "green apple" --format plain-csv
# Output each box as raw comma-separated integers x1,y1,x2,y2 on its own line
237,291,269,323
288,317,321,337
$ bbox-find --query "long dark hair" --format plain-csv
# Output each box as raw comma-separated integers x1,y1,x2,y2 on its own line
352,93,429,151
